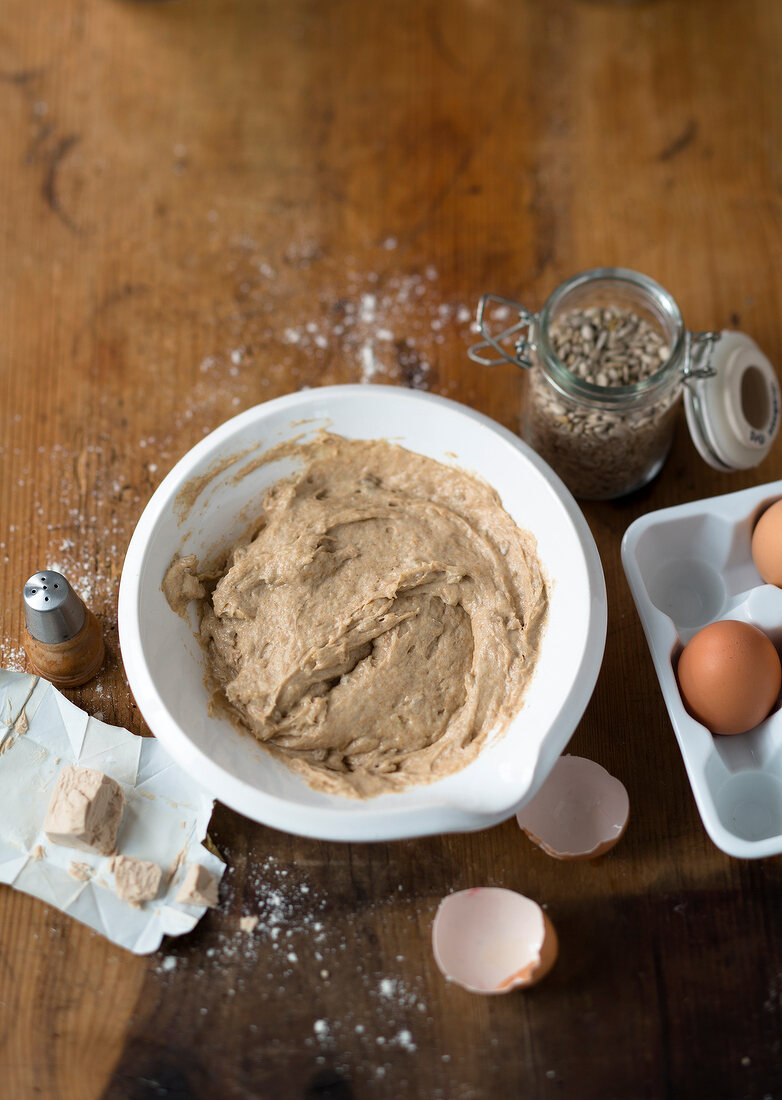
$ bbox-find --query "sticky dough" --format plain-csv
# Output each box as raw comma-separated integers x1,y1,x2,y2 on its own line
166,435,548,798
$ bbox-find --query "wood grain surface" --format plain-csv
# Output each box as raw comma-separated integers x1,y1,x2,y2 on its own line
1,1,781,1097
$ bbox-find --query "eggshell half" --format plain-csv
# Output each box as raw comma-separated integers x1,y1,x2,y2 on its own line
516,754,630,860
432,887,558,994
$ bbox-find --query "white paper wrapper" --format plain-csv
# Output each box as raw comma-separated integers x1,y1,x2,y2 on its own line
0,669,224,955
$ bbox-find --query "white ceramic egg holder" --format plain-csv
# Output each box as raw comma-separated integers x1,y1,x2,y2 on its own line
622,479,782,859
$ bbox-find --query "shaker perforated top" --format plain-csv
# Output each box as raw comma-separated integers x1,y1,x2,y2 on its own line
23,571,86,644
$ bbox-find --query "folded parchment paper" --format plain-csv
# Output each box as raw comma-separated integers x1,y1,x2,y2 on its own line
0,669,224,954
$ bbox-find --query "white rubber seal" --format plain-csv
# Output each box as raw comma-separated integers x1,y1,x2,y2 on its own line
684,330,780,470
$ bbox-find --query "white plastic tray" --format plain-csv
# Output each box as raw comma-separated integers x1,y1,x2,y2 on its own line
622,479,782,859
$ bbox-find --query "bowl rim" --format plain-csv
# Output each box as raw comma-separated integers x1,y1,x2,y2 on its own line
118,385,607,841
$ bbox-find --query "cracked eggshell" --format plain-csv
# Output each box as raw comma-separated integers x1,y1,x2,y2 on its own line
432,887,558,994
516,754,629,860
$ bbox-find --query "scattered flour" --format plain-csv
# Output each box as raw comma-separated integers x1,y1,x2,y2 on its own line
149,850,430,1067
359,341,378,383
195,236,476,394
394,1029,417,1053
0,642,27,673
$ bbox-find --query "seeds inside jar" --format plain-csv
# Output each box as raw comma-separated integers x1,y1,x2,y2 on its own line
524,304,681,500
548,305,670,386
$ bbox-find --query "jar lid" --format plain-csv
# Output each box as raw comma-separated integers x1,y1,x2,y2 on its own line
683,330,780,470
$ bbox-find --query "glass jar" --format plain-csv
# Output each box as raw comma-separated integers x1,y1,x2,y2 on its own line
469,268,721,500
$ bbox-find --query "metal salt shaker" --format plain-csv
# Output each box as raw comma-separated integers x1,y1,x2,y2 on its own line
23,570,105,687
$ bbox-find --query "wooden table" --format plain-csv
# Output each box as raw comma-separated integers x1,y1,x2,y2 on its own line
2,1,781,1096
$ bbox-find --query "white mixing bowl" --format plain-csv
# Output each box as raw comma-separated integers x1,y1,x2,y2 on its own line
118,386,606,841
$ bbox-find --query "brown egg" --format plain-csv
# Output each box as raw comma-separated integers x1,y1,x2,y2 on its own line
752,499,782,586
677,620,781,736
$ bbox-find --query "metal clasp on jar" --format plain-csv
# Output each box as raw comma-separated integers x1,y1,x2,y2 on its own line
468,293,720,384
468,295,536,370
682,330,720,383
